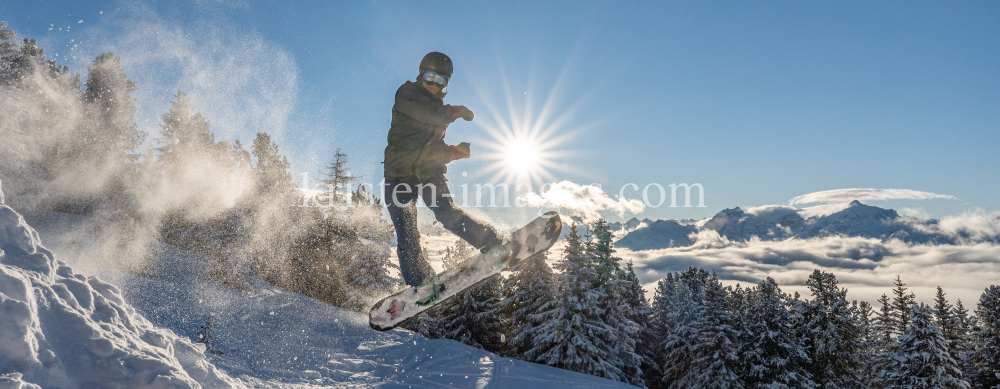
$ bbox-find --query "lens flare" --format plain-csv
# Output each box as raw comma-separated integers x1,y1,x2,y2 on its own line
505,140,538,172
464,57,599,188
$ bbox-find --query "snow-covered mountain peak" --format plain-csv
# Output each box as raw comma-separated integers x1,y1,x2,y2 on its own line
616,200,999,250
822,200,899,223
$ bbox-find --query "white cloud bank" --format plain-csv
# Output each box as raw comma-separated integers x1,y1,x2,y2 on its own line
522,181,644,223
788,188,956,206
623,211,1000,306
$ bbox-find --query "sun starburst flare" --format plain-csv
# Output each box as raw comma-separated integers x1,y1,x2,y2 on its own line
466,73,592,187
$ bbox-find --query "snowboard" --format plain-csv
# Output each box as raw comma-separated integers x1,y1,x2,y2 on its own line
369,211,562,331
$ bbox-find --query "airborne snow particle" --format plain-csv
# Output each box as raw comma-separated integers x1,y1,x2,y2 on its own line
78,20,83,23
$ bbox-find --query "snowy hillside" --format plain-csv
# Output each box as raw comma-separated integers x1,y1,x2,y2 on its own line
1,183,633,388
0,184,239,388
615,200,999,250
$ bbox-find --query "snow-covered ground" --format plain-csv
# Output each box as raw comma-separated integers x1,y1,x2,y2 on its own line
4,201,632,387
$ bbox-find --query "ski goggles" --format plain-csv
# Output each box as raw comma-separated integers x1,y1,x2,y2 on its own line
421,71,450,87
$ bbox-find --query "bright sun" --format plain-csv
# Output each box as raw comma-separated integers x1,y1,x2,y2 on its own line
505,140,539,172
469,65,589,186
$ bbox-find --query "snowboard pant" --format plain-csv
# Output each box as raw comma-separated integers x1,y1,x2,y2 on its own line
384,174,498,286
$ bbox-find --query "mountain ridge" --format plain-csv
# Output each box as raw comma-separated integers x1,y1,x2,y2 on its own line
612,200,998,251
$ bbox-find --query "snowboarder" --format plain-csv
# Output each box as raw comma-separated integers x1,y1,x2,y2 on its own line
384,52,501,287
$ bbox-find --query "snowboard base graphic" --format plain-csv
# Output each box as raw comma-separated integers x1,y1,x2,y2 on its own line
369,211,562,331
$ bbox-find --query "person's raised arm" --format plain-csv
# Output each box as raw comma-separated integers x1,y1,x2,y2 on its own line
395,86,461,126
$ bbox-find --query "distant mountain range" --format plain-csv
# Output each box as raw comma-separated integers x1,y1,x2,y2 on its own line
611,200,1000,251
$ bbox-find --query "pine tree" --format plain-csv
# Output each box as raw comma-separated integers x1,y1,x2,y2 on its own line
0,22,71,85
935,286,971,375
871,293,896,387
82,52,142,167
648,273,676,389
658,268,712,387
502,251,557,359
741,277,815,389
854,300,879,389
875,293,896,343
156,91,217,171
320,147,357,207
351,184,381,210
251,131,296,202
794,270,864,388
952,298,976,380
969,285,1000,389
526,225,621,381
891,275,916,338
436,274,506,352
622,260,660,387
77,52,153,266
403,310,443,339
689,274,743,389
651,273,676,337
885,303,969,388
587,218,644,387
342,237,399,308
442,239,474,270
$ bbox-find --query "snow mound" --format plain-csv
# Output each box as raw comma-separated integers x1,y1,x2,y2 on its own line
0,194,240,388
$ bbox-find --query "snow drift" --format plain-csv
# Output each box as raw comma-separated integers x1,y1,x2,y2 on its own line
0,180,240,389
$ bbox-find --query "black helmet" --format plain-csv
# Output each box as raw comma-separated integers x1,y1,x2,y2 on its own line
419,52,453,77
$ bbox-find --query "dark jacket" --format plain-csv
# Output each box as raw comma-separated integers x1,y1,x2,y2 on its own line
383,80,468,181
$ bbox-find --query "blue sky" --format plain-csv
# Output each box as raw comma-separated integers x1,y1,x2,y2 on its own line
4,0,999,225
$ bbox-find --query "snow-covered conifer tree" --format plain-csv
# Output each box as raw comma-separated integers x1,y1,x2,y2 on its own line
622,260,659,386
952,298,976,379
741,277,815,389
501,251,557,359
934,286,970,373
689,273,743,388
342,238,399,309
885,303,969,389
587,218,643,387
854,300,880,388
795,270,864,388
526,225,621,381
969,285,1000,389
870,293,896,387
891,275,916,338
436,274,506,352
658,268,712,387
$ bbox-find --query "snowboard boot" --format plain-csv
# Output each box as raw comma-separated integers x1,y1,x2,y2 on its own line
479,238,502,254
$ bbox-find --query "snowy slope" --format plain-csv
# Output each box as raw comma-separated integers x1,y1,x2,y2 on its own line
0,187,239,388
111,245,632,388
9,202,633,385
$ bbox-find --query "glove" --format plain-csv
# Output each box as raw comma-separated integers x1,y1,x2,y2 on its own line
455,142,471,159
454,106,474,121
